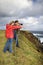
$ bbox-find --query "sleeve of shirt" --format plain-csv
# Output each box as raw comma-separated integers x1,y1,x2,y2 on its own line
12,25,22,30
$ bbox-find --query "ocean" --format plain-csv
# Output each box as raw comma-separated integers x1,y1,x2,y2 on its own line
30,31,43,43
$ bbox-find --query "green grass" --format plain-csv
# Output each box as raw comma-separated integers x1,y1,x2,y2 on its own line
0,30,43,65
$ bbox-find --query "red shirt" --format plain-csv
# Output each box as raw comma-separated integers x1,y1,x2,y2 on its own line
6,24,21,38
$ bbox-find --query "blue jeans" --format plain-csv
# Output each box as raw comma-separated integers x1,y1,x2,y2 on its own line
14,30,19,47
3,38,13,53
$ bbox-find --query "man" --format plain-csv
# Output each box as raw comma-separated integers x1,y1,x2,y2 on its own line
3,21,22,53
13,20,23,47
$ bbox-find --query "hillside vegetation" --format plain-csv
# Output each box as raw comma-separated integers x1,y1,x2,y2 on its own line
0,30,43,65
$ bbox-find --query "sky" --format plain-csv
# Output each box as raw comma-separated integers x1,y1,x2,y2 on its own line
0,0,43,31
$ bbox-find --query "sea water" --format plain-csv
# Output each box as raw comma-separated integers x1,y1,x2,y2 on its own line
30,31,43,43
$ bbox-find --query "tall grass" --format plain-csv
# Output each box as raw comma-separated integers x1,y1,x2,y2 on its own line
0,30,43,65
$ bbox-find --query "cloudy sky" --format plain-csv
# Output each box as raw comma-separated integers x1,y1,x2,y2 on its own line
0,0,43,31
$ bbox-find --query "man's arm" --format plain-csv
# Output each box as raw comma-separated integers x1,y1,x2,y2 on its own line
12,25,22,30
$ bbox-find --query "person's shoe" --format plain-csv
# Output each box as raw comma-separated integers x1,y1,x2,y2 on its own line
16,45,20,48
7,48,9,51
9,50,13,53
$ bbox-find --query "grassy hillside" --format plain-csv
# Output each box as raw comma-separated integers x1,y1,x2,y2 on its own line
21,31,43,52
0,30,43,65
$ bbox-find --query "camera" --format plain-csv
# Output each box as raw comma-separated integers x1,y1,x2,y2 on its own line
19,23,23,25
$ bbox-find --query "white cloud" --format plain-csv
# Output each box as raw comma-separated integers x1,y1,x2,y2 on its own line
19,16,43,31
0,0,43,31
0,26,5,30
38,16,43,24
0,16,43,31
0,0,32,17
0,0,43,17
19,17,38,25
